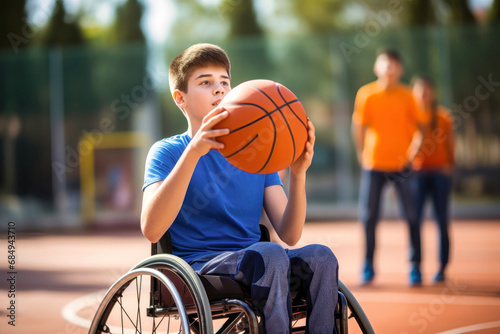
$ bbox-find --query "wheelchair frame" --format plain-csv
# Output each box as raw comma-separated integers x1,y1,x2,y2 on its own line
89,226,374,333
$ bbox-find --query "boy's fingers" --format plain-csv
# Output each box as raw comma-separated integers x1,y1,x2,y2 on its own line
307,120,316,146
205,106,227,120
204,128,230,138
202,137,224,149
204,109,229,128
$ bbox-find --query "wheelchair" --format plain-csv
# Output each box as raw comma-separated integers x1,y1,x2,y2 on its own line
89,225,374,333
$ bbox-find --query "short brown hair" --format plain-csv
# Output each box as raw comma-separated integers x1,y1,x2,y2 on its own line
376,48,402,64
169,43,231,93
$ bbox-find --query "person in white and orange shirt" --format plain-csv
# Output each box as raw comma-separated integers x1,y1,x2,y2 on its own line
412,74,455,283
352,48,425,286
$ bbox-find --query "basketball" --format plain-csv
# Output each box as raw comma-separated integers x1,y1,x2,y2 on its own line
214,79,308,174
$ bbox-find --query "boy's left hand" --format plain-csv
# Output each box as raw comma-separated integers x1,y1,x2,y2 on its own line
290,119,315,175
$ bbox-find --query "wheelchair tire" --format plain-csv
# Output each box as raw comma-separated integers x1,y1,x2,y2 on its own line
89,254,213,334
338,280,375,334
89,267,191,333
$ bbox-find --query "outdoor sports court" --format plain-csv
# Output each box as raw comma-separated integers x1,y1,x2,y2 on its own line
2,218,499,334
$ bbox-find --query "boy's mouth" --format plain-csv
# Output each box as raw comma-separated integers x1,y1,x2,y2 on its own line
212,99,222,107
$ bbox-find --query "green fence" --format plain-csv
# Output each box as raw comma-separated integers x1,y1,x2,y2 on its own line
1,24,499,226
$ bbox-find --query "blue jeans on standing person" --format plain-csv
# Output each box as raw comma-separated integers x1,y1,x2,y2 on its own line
415,169,452,275
190,242,338,334
359,168,420,282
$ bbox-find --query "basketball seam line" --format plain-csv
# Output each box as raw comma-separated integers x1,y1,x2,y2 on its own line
222,83,302,173
223,100,300,134
232,85,295,173
224,134,259,159
275,84,297,164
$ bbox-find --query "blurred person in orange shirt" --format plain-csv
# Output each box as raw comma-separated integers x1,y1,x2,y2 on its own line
352,49,425,286
412,75,455,283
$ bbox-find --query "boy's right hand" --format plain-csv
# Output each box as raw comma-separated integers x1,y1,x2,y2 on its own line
188,106,230,158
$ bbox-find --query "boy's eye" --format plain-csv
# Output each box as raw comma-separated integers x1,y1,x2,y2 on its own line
222,81,229,86
201,80,210,85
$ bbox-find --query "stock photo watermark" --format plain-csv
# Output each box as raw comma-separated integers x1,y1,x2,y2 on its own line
6,221,17,326
339,0,407,63
450,74,500,129
51,66,166,182
399,278,468,333
7,3,55,53
385,73,498,185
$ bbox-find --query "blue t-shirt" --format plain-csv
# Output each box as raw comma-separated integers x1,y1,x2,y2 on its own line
143,133,282,263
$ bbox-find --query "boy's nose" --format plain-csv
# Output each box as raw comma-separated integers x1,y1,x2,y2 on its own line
214,83,225,95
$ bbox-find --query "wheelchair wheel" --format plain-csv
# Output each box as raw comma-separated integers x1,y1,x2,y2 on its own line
338,280,375,334
89,254,213,334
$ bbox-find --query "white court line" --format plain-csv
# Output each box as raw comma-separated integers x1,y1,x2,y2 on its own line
61,289,106,329
62,290,180,334
355,292,500,306
436,320,500,334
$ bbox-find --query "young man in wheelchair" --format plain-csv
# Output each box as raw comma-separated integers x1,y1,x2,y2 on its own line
140,43,339,333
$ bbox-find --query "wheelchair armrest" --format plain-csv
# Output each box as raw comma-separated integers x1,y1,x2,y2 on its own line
259,224,271,242
152,231,173,256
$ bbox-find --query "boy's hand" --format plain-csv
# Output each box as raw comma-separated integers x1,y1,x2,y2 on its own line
189,106,230,158
290,119,315,175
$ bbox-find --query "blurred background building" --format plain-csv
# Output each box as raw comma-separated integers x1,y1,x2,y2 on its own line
1,0,499,229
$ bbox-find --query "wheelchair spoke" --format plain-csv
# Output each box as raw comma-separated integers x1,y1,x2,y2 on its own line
135,276,142,333
116,293,143,333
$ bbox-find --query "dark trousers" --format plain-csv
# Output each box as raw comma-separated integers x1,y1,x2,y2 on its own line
415,170,452,270
359,168,420,266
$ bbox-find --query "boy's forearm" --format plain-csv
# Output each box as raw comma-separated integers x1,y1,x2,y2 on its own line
278,171,307,246
351,122,365,164
141,147,200,243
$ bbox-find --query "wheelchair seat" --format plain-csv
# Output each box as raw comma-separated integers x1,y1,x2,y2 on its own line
89,225,373,334
151,225,302,309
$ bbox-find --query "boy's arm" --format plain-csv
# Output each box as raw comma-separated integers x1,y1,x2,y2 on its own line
351,89,367,166
141,107,229,243
264,120,315,246
351,122,366,165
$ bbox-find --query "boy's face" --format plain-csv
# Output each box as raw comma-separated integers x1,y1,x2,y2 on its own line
174,66,231,121
373,54,403,83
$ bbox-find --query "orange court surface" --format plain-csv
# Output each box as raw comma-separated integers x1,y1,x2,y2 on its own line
1,219,500,334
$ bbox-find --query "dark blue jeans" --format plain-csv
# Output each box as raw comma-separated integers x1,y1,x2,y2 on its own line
359,168,420,266
191,242,338,334
415,170,452,270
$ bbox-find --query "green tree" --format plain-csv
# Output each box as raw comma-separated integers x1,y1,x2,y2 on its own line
488,0,500,22
108,0,145,44
38,0,85,47
442,0,476,24
221,0,263,37
405,0,436,26
1,0,28,51
291,0,346,32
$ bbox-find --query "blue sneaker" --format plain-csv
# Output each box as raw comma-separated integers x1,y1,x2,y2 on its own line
361,261,375,285
409,267,422,287
433,271,446,283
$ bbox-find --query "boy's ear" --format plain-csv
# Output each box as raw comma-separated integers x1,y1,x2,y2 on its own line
173,90,186,108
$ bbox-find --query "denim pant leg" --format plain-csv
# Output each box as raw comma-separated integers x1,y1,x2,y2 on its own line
415,173,429,226
392,171,421,266
359,169,386,262
192,242,292,334
288,245,338,334
429,172,452,269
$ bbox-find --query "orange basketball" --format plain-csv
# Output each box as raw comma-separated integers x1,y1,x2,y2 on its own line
214,79,308,174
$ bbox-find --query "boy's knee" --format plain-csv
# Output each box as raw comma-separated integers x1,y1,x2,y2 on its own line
306,244,338,272
238,243,289,284
251,242,289,266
